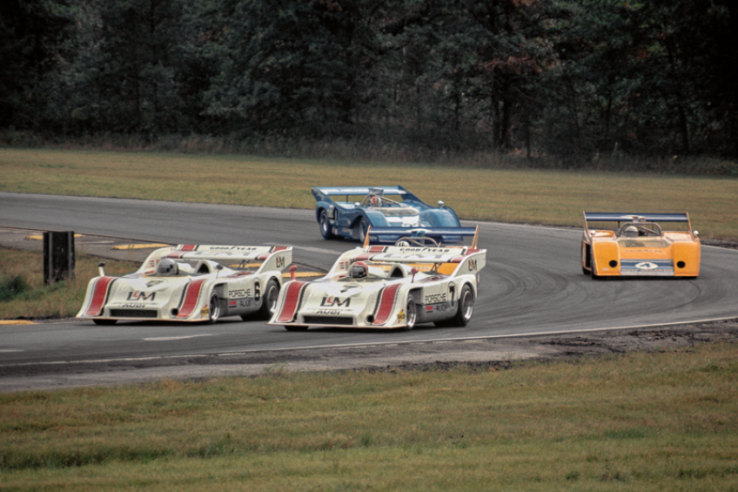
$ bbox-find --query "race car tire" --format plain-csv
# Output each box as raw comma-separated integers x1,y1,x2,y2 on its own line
450,284,474,327
93,318,117,326
257,278,280,320
402,295,417,331
208,293,221,324
319,209,334,240
356,218,368,243
590,264,602,280
284,325,309,332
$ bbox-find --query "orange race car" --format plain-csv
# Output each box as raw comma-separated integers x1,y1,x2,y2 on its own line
581,212,700,279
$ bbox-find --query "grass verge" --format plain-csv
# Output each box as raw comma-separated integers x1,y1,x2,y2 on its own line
1,148,737,239
1,341,737,490
0,248,138,320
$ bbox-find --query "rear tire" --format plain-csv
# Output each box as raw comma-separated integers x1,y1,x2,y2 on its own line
258,279,280,320
319,209,334,240
450,284,474,327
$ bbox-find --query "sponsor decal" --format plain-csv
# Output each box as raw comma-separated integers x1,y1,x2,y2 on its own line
254,280,261,302
121,303,147,309
424,293,447,304
315,309,343,315
397,310,406,323
146,280,164,288
127,291,156,301
201,306,209,318
228,288,251,298
468,259,478,271
276,256,286,268
321,296,351,308
620,260,674,276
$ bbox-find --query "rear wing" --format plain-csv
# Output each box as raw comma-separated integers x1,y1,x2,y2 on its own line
140,245,292,275
366,226,479,246
312,186,419,202
328,243,486,278
583,212,693,239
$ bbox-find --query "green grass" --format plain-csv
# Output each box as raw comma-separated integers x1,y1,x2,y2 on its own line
0,248,139,319
1,341,737,490
1,148,737,238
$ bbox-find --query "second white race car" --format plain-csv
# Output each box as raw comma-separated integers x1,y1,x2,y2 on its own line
77,244,292,325
270,231,486,331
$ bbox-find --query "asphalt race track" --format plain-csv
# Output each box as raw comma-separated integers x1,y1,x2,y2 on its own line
1,192,737,369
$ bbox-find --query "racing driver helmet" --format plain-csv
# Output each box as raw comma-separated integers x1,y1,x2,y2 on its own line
623,226,639,238
349,261,369,279
157,258,179,276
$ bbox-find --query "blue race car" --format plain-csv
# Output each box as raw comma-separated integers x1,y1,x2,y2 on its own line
312,186,475,244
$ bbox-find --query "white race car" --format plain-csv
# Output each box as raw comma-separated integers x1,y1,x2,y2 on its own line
270,230,486,330
77,244,292,325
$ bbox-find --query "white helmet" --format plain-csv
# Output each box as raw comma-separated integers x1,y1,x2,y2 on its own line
624,226,638,238
157,258,179,276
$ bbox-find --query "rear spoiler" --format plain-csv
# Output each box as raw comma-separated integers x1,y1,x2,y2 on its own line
312,185,410,197
364,226,479,248
583,212,693,239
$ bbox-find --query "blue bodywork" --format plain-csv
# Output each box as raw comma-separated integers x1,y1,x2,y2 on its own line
312,186,475,244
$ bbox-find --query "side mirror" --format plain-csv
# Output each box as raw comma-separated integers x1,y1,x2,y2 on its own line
437,200,444,208
215,264,224,278
354,202,361,207
98,262,106,277
411,267,418,283
693,230,699,237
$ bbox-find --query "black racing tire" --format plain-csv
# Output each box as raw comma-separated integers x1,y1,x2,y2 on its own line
208,293,221,324
402,294,417,331
450,284,474,327
319,209,334,240
258,278,280,320
284,325,309,332
93,318,117,326
356,218,369,243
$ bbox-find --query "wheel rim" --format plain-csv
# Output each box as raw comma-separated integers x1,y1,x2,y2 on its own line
358,222,366,242
461,290,474,320
266,284,279,315
406,299,416,328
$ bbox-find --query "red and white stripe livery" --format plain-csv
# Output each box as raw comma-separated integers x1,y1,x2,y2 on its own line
270,243,486,330
76,244,292,325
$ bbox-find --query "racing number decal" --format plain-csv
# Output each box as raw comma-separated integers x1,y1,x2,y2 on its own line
254,280,261,302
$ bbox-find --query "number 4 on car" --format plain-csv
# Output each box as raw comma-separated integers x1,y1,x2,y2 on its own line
581,212,700,279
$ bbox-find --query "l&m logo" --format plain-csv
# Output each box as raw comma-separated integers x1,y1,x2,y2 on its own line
127,291,156,301
321,296,351,307
276,256,286,268
468,259,478,271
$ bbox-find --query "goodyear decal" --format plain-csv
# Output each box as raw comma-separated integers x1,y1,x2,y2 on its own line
620,260,674,276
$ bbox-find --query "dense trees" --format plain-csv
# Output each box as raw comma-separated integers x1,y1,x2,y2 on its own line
1,0,736,160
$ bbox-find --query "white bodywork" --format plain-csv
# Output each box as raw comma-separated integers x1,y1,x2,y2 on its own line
76,244,292,324
270,244,486,330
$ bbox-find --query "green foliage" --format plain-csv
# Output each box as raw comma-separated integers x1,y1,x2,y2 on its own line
2,0,737,160
0,275,29,302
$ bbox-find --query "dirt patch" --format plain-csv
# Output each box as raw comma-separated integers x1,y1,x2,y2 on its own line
1,320,736,392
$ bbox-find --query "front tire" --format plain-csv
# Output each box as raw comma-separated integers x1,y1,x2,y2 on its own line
258,279,280,320
319,209,334,240
450,284,474,327
208,293,221,324
402,295,417,331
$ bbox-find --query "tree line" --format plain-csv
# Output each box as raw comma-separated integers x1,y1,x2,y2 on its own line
2,0,737,160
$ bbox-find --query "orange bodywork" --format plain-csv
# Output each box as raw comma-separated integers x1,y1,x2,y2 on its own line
581,213,701,278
